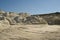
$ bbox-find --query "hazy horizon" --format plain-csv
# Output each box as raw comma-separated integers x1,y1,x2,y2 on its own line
0,0,60,14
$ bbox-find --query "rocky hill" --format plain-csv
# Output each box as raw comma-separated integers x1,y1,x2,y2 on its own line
32,12,60,25
0,10,47,25
0,10,60,25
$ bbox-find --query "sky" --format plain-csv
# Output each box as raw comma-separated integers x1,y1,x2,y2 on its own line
0,0,60,14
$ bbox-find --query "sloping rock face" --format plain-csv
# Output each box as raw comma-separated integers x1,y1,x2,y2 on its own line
0,11,47,25
32,12,60,25
0,10,60,25
24,16,47,24
14,16,47,24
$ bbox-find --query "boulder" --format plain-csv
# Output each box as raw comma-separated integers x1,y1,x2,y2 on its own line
0,16,5,20
6,17,16,25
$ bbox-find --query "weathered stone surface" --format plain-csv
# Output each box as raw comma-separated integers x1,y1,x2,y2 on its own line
0,10,60,25
6,17,16,25
14,16,23,23
0,16,5,20
24,16,47,24
32,12,60,25
18,12,30,18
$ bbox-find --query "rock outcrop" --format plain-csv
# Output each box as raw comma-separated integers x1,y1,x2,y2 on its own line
32,12,60,25
24,16,47,24
0,10,60,25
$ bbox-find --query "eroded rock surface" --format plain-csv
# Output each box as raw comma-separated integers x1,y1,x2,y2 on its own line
0,10,48,25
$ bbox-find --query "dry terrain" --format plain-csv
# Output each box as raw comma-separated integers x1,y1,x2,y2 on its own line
0,24,60,40
0,10,60,40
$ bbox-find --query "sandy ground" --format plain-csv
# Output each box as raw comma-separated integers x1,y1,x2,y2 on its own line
0,24,60,40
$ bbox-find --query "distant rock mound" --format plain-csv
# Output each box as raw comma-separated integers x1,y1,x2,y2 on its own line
0,10,60,25
32,12,60,25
